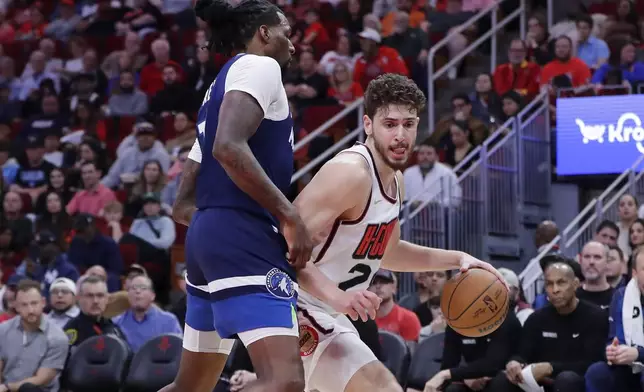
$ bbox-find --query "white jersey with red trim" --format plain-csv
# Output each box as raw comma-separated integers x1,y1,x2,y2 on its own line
297,143,401,315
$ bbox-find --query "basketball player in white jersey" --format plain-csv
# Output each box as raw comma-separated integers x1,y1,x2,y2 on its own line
293,73,505,392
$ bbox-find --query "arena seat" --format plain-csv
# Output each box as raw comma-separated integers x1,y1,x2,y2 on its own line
405,332,445,390
65,335,131,392
123,334,182,392
378,330,411,386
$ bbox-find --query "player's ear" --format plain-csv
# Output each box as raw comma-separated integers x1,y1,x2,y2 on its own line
259,25,271,43
363,115,373,136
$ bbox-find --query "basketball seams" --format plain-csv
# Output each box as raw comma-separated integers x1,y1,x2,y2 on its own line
451,284,509,330
446,269,493,321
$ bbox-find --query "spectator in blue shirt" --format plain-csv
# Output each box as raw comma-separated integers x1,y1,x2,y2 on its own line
113,274,182,352
15,230,79,297
575,14,609,70
68,214,123,292
585,247,644,392
591,38,644,86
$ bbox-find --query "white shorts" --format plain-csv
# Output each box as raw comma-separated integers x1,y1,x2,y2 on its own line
298,308,378,392
183,323,299,354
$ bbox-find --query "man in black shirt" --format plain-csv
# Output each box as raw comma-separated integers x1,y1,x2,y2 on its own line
577,241,614,311
424,312,522,392
489,260,608,392
63,275,124,350
284,49,329,109
10,135,55,203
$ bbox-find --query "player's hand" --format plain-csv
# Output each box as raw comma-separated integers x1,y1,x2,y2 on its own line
230,370,257,391
459,254,509,290
464,377,490,391
281,210,314,270
331,290,382,321
424,370,449,392
613,345,639,365
606,337,619,364
505,360,524,384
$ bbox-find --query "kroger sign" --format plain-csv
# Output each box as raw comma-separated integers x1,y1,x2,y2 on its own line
556,95,644,175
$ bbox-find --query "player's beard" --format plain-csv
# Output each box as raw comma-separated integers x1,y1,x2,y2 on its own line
372,133,412,171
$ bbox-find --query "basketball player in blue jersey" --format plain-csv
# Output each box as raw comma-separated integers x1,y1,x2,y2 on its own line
158,1,381,392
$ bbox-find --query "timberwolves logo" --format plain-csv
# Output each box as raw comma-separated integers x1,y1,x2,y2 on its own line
265,268,295,299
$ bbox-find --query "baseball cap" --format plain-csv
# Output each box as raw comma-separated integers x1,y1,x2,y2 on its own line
73,213,94,231
141,192,161,204
134,122,156,135
25,135,44,149
37,230,59,246
50,277,77,295
6,274,26,288
358,28,382,44
498,268,519,289
126,264,148,277
373,269,395,283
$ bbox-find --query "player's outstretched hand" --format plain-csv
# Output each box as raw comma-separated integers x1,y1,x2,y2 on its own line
331,290,382,322
281,210,314,270
459,253,509,290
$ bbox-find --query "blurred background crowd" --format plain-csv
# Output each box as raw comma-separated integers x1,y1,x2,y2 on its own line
2,0,644,391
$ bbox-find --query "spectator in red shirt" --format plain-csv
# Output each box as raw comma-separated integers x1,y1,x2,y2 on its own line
540,35,591,88
302,9,331,51
139,39,184,96
66,161,116,217
369,269,422,342
353,28,409,90
15,3,47,41
493,38,541,99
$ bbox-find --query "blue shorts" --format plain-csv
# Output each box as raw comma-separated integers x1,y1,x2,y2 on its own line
184,208,298,341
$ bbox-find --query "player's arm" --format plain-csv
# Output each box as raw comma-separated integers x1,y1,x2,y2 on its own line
381,174,505,282
295,155,380,320
212,57,312,266
172,139,200,226
213,91,294,221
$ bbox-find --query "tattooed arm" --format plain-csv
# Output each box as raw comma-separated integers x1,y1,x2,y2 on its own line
212,90,295,222
211,56,313,268
172,154,199,226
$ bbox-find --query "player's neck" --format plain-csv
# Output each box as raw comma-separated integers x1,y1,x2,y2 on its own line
365,139,397,189
245,41,268,57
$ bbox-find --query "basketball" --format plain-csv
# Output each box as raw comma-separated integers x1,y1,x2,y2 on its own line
440,268,509,338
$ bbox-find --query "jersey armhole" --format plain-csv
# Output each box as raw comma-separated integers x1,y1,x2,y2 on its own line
336,150,372,226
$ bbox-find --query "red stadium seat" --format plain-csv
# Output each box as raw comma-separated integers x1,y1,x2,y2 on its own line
300,105,347,140
159,115,176,142
119,243,138,269
174,222,188,245
115,190,128,204
19,193,32,213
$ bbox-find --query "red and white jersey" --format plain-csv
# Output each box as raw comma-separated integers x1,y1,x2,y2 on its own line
298,143,401,315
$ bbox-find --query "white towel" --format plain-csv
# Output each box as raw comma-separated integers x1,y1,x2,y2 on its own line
517,365,545,392
622,278,644,373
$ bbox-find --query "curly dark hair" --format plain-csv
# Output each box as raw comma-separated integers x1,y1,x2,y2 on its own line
195,0,283,55
363,74,426,119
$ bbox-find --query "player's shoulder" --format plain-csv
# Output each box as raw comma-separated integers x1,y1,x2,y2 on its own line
229,54,281,74
323,150,373,188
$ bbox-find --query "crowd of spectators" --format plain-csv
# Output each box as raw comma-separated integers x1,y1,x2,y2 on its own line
2,0,644,392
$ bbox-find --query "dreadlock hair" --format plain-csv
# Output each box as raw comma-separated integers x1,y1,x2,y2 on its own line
195,0,283,56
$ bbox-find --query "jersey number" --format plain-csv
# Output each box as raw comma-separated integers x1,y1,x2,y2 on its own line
352,219,397,260
338,263,372,291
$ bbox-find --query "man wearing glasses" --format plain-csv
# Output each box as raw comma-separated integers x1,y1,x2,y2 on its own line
112,274,182,352
62,275,124,351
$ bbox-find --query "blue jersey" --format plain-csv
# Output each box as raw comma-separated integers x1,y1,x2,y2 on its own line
194,53,294,226
183,54,299,340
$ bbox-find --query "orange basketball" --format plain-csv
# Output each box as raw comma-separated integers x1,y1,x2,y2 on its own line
440,268,509,338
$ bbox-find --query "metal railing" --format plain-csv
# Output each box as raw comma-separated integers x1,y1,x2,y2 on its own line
398,92,550,295
520,154,644,304
427,0,527,127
